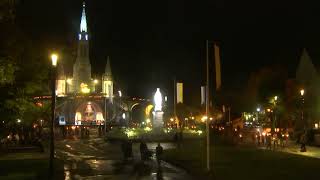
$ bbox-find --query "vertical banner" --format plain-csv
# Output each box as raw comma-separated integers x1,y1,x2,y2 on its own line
201,86,206,105
176,83,183,103
214,43,221,91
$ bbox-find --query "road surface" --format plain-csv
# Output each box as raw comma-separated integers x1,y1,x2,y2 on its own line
55,136,193,180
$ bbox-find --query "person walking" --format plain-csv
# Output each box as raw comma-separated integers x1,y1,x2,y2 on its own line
266,134,272,150
156,143,163,166
300,132,307,152
140,141,148,160
127,140,133,160
121,140,128,161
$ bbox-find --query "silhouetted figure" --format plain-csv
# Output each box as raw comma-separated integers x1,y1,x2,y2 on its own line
36,138,44,152
156,143,163,166
140,141,148,160
126,140,133,160
121,140,128,161
179,130,183,141
173,132,178,142
273,134,277,150
266,135,272,150
156,167,163,180
300,132,307,152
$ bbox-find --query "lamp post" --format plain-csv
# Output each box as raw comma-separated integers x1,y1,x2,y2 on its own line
49,53,58,176
300,89,305,128
205,40,210,171
256,107,260,122
273,96,278,133
104,95,107,134
118,90,122,123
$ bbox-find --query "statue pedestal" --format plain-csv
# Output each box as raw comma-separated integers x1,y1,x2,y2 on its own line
153,111,164,132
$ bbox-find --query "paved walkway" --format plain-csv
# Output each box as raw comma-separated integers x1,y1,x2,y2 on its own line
256,141,320,159
55,137,193,180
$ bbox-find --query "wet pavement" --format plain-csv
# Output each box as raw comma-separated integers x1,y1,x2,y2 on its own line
55,133,193,180
258,141,320,159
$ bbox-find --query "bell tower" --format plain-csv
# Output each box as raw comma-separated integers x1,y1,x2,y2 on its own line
73,1,92,93
102,56,113,100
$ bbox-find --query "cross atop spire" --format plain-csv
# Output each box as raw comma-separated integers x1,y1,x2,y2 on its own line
80,1,87,33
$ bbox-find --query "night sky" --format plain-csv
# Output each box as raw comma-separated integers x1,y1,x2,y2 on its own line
16,0,320,104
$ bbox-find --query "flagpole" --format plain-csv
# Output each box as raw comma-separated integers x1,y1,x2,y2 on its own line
206,40,210,171
174,77,177,128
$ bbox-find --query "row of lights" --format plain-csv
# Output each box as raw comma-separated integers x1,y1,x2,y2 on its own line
66,78,99,85
168,116,214,123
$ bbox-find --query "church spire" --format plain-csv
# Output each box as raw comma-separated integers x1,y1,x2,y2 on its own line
80,2,87,33
296,48,318,85
105,56,112,77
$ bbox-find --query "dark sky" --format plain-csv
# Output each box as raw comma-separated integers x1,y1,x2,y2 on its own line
17,0,320,105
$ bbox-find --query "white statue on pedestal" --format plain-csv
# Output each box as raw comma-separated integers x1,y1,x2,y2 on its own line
154,88,162,111
153,88,164,131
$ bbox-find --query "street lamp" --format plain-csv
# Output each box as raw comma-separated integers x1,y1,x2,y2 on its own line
118,90,122,121
273,96,278,133
50,53,58,175
256,107,260,122
300,89,305,129
51,54,58,67
300,89,305,96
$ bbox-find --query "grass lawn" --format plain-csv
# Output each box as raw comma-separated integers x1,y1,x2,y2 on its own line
163,138,320,180
0,157,64,180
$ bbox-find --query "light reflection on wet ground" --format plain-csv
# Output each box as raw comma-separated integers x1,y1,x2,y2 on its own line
56,133,192,180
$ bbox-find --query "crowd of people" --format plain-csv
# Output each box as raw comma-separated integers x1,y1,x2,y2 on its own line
234,128,308,152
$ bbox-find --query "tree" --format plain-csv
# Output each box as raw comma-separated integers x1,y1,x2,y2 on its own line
0,0,51,139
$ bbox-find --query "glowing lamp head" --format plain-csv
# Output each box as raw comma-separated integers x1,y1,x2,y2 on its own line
51,54,58,66
257,107,260,112
300,89,305,96
94,79,98,84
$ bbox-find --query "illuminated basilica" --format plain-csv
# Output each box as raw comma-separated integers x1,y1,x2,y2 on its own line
55,2,113,127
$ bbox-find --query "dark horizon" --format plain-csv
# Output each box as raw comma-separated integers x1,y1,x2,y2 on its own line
15,0,320,103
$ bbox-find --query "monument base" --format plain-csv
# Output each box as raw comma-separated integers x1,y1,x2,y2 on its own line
153,111,164,132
